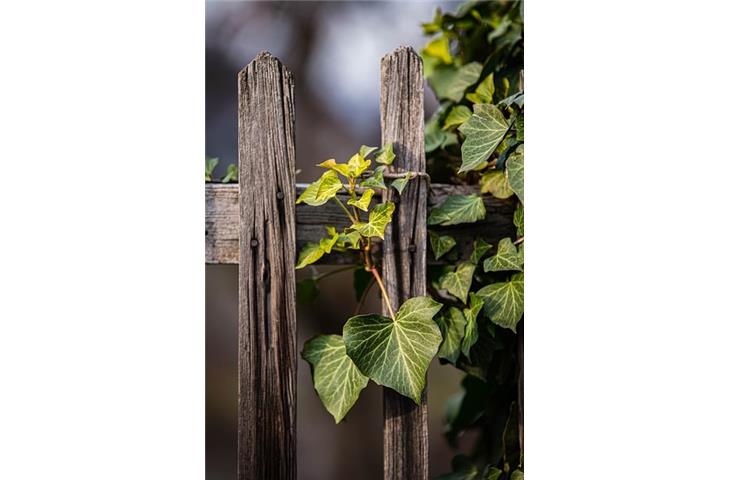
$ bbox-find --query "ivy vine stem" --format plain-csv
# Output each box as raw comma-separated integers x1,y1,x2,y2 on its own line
334,196,356,223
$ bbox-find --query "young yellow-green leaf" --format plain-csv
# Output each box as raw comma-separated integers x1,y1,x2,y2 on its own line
469,239,492,264
428,194,486,226
461,293,485,360
390,172,413,194
480,170,513,199
347,153,371,178
443,105,473,130
296,170,343,206
465,73,495,104
317,158,350,177
375,143,395,165
221,163,237,183
421,35,452,64
436,307,467,364
441,262,477,304
295,242,325,269
443,62,482,102
506,145,524,203
360,165,386,189
347,188,375,212
359,145,378,159
343,296,443,403
205,156,219,181
429,230,457,260
514,202,524,237
458,103,509,173
483,237,523,272
336,230,362,250
351,201,395,239
476,272,524,332
302,335,369,424
319,230,339,254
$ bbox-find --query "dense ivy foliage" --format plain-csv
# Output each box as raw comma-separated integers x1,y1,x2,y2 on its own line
422,2,524,478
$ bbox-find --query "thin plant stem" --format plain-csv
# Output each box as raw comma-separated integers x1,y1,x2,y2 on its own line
370,266,395,319
334,196,356,223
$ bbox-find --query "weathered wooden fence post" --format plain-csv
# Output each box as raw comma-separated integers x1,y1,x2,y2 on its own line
380,46,429,480
237,51,297,480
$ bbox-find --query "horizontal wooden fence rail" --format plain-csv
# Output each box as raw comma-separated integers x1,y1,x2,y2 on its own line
206,182,516,266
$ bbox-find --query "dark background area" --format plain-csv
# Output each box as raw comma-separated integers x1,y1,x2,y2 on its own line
205,2,468,479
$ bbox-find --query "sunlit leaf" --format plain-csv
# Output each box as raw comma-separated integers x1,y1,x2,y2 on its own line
221,163,237,183
347,188,375,212
483,237,523,273
390,172,413,194
347,153,371,178
296,170,343,206
317,158,350,177
351,202,395,239
343,296,442,402
295,242,325,269
359,145,378,159
421,35,452,64
428,194,486,226
360,165,386,189
443,105,472,130
205,156,219,181
302,335,368,423
441,261,477,304
476,272,524,331
458,103,509,173
480,169,513,199
465,73,495,104
375,143,395,165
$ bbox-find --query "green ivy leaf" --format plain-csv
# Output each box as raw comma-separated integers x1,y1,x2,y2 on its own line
319,230,339,254
336,230,362,250
390,172,413,194
499,91,524,108
465,73,495,104
470,239,492,264
436,307,467,364
421,35,452,65
296,170,343,206
461,293,485,360
441,262,477,304
343,296,443,403
375,143,395,165
483,238,523,273
296,278,319,304
205,156,219,181
428,194,486,226
506,145,524,203
295,242,326,269
351,202,395,239
510,470,524,480
302,335,369,423
514,202,524,237
221,163,237,183
429,230,457,260
360,165,386,189
347,153,371,178
442,62,482,102
458,103,509,173
347,188,375,212
443,105,472,130
515,113,524,141
480,170,513,199
317,158,350,177
476,272,524,332
359,145,378,159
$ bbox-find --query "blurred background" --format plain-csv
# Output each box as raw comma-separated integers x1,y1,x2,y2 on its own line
206,1,464,478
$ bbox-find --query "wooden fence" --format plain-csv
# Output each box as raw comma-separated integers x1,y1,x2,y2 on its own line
204,47,514,479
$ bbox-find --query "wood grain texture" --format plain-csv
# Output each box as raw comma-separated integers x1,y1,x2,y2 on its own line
380,46,430,480
206,184,516,265
237,52,297,480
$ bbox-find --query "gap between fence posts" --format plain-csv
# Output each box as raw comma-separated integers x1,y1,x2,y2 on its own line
237,51,297,480
380,46,430,480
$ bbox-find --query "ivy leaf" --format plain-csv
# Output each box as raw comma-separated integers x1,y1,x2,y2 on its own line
443,62,482,102
390,172,413,194
343,296,443,403
205,156,219,181
360,165,386,189
436,307,466,364
486,467,504,480
506,145,524,203
296,170,343,206
319,230,339,254
302,335,369,424
351,202,395,239
476,272,524,332
295,242,325,269
375,143,395,165
317,158,350,177
347,153,371,178
465,73,495,104
470,239,492,264
499,91,524,108
347,188,375,212
461,293,485,360
296,278,319,304
515,113,524,141
421,35,452,65
443,105,472,130
221,163,237,183
480,170,513,199
514,202,524,237
429,230,457,260
359,145,378,159
458,103,509,173
483,238,523,273
510,470,524,480
336,230,362,250
428,194,486,226
441,262,477,304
